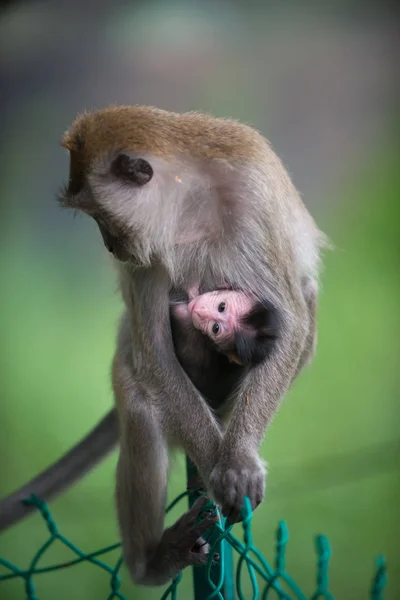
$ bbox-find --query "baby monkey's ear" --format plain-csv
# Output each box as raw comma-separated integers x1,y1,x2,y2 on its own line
111,154,153,186
227,352,244,366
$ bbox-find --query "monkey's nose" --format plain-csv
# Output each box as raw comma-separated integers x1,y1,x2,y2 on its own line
191,308,208,331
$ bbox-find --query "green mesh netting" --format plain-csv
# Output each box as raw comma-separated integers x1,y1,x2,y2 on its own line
0,493,387,600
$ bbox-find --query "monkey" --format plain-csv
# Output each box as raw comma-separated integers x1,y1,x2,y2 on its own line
0,106,328,586
169,285,279,411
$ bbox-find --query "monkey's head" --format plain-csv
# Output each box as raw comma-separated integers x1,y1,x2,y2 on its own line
60,108,163,264
188,290,279,366
59,105,267,273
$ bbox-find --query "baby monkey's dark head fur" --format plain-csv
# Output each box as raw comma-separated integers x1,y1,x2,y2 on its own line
219,301,280,367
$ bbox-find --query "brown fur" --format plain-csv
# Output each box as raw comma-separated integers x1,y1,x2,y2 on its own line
62,105,268,161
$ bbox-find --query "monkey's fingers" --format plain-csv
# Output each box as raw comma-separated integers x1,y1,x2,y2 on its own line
189,550,220,568
190,496,219,526
192,536,209,553
224,489,264,525
192,512,219,539
221,493,241,525
223,504,242,526
189,551,211,566
187,495,212,522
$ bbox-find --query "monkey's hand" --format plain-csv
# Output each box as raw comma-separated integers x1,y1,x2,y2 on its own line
208,452,266,524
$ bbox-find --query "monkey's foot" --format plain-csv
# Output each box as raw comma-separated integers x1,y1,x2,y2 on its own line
192,536,220,563
209,452,266,524
150,496,219,579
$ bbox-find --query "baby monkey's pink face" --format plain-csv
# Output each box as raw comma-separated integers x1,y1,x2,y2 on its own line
188,290,254,344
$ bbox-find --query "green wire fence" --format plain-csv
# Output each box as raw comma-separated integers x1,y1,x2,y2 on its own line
0,458,388,600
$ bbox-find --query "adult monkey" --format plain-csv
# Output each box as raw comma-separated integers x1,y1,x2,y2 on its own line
0,106,327,586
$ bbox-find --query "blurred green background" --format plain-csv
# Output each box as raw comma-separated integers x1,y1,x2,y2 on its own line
0,1,399,599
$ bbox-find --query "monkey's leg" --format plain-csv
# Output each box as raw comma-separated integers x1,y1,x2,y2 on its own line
115,383,218,586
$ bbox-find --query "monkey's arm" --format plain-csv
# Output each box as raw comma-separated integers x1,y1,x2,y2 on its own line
209,300,308,523
147,339,224,480
0,410,118,534
123,272,224,482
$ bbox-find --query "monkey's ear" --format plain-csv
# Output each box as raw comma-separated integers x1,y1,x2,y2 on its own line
111,154,153,186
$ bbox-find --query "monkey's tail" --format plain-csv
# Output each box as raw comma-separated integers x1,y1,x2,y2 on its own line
0,410,118,534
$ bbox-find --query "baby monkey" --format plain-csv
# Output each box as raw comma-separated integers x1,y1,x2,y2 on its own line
173,285,276,365
171,285,278,411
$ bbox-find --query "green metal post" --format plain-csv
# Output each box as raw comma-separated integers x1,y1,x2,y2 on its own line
186,456,235,600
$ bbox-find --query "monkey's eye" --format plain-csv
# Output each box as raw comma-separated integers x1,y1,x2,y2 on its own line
212,322,220,335
218,302,226,313
111,154,153,186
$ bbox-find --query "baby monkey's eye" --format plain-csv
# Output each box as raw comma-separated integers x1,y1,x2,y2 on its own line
212,322,220,335
218,302,226,313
